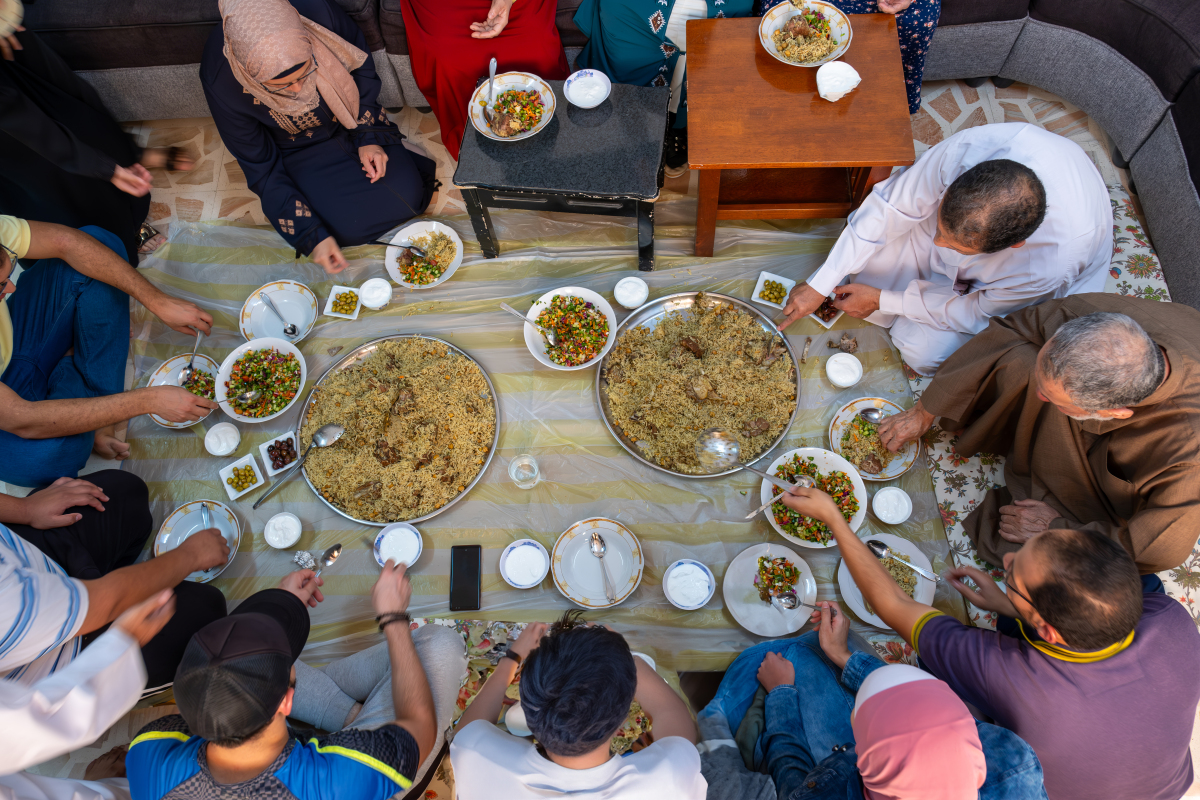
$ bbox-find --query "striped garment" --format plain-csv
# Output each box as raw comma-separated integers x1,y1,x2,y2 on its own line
0,524,89,684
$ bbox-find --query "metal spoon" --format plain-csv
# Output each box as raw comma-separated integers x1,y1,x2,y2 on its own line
484,57,497,126
252,423,346,509
858,408,885,424
866,539,940,583
231,390,261,405
371,240,427,258
499,302,559,346
313,543,342,578
744,474,815,520
589,532,618,603
770,591,815,615
259,291,298,338
178,330,203,385
694,429,814,493
201,501,211,530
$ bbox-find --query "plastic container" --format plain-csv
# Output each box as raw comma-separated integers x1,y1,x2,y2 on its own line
205,422,241,456
826,352,863,388
872,486,913,525
264,512,302,548
359,278,392,310
614,277,649,310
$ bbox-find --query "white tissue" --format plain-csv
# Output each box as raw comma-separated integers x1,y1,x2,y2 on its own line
817,61,861,102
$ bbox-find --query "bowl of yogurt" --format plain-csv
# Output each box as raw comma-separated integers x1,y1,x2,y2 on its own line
872,486,913,525
662,559,715,610
359,278,392,310
500,538,550,589
564,68,611,109
613,276,649,310
826,352,863,388
204,422,241,456
373,522,423,568
264,512,302,549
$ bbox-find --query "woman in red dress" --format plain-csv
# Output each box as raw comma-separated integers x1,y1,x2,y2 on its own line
399,0,568,160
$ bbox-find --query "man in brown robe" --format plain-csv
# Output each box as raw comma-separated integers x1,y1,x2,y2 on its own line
877,293,1200,574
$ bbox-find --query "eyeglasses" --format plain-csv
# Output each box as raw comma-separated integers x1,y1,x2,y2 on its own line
262,57,318,95
1003,563,1036,609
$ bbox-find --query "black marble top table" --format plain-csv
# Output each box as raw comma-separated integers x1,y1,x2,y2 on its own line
453,81,669,200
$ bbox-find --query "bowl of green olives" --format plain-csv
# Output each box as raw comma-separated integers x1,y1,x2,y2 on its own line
324,285,361,320
219,454,264,500
751,271,796,311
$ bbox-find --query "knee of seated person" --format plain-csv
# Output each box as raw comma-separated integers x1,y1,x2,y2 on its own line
175,581,228,622
86,468,149,502
78,226,128,261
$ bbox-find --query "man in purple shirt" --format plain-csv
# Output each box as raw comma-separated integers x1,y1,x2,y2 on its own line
779,488,1200,800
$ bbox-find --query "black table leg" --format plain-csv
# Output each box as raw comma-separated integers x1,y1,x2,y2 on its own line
636,200,654,271
462,188,499,259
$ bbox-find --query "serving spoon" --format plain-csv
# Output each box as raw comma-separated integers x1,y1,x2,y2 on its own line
589,532,618,603
499,302,559,346
866,539,940,583
252,423,346,509
177,330,204,385
259,291,298,338
695,429,816,494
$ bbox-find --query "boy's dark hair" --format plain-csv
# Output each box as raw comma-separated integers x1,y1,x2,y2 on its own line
519,611,637,757
1028,529,1143,651
939,159,1047,253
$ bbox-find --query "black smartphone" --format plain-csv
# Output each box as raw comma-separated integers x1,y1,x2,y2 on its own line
449,544,482,612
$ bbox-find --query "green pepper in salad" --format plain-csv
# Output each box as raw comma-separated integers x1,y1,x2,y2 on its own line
224,348,301,418
769,454,858,544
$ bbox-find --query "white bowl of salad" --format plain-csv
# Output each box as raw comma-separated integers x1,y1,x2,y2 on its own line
216,337,306,424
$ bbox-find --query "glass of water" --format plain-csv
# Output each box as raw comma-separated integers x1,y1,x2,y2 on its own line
508,454,540,489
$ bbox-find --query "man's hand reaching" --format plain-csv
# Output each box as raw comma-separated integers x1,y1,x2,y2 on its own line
279,569,325,608
946,565,1019,618
832,283,881,319
145,293,213,336
877,401,935,452
21,477,108,529
778,282,827,330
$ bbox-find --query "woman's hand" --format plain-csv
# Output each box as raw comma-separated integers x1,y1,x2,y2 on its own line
358,144,388,183
779,486,842,526
111,164,153,197
877,0,915,13
470,0,514,39
311,236,349,274
808,601,851,668
0,26,23,61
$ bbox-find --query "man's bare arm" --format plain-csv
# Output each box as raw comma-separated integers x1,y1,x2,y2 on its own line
0,382,214,439
385,623,437,764
632,656,697,744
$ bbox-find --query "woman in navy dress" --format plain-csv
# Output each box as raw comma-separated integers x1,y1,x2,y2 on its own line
201,0,435,273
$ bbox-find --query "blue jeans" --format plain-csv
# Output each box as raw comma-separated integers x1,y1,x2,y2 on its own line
700,632,1048,800
0,226,129,486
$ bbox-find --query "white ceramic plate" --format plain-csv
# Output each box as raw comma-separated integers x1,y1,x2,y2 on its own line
323,285,361,320
384,221,465,290
500,538,551,589
760,447,867,548
239,280,317,342
468,71,556,142
523,287,618,371
145,353,220,429
216,337,307,424
723,542,817,637
154,499,241,583
837,532,936,628
551,518,644,608
828,397,918,481
373,522,423,568
259,434,301,477
219,453,264,501
751,271,796,312
759,0,853,68
662,559,716,610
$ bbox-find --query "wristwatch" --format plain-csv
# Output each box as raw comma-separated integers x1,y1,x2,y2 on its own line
500,649,522,666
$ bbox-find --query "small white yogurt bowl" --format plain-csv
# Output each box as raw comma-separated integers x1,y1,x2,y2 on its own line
613,277,649,310
826,352,863,388
500,538,550,589
872,487,913,525
662,559,716,610
205,422,241,456
373,522,423,568
564,68,612,108
359,278,392,310
264,512,302,549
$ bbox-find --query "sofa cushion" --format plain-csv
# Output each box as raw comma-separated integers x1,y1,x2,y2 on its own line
998,19,1169,158
924,18,1025,81
1172,72,1200,200
556,0,586,48
1030,0,1200,101
939,0,1030,27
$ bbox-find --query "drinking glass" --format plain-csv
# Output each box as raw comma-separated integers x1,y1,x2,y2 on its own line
508,454,540,489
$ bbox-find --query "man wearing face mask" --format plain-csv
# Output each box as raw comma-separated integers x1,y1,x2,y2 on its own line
778,123,1111,376
876,293,1200,576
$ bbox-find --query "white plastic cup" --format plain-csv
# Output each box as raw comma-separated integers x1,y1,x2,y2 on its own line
872,487,913,525
359,278,392,309
264,512,302,549
204,422,240,456
826,352,863,388
614,277,649,310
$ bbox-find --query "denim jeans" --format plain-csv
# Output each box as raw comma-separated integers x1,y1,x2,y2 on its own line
699,632,1048,800
0,226,129,486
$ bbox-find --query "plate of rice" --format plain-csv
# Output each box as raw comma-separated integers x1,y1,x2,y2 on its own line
384,221,464,289
759,0,852,68
759,447,866,548
828,397,918,481
837,532,935,629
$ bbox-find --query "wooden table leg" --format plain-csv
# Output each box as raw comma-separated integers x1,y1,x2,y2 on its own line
636,200,654,271
850,166,894,210
462,188,499,259
695,169,721,257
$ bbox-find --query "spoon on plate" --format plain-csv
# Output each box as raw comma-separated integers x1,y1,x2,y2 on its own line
770,591,815,615
313,543,342,578
744,474,816,520
259,291,298,338
858,408,885,424
866,539,940,582
253,423,345,509
499,302,559,346
694,429,814,494
370,240,427,258
177,330,204,385
232,390,261,405
484,57,497,126
589,532,618,603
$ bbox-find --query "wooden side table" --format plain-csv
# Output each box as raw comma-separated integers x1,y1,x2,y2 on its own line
686,16,915,257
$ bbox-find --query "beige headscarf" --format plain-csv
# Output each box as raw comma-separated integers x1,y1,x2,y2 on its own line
219,0,366,129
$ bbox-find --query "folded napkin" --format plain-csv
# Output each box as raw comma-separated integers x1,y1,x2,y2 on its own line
817,61,862,102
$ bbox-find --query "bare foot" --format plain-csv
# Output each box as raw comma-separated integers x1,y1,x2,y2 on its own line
139,233,166,254
85,745,127,780
140,147,195,172
93,426,131,461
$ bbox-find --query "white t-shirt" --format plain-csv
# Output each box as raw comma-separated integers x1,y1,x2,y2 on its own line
451,720,707,800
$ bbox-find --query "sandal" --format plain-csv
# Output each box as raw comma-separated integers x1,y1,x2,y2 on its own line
142,146,194,172
138,223,166,256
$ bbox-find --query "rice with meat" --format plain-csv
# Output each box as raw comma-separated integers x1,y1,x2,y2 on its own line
300,339,495,522
772,28,837,63
602,298,797,474
839,416,893,475
864,551,918,615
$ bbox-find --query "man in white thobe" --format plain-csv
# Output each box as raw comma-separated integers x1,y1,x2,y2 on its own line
779,123,1112,375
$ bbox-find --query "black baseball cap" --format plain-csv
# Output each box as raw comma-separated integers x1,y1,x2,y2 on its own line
174,589,309,742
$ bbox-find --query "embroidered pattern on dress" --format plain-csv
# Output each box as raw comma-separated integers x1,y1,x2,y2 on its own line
358,109,374,125
294,201,312,218
278,218,295,235
649,10,665,33
652,74,668,87
661,43,678,58
269,109,322,136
